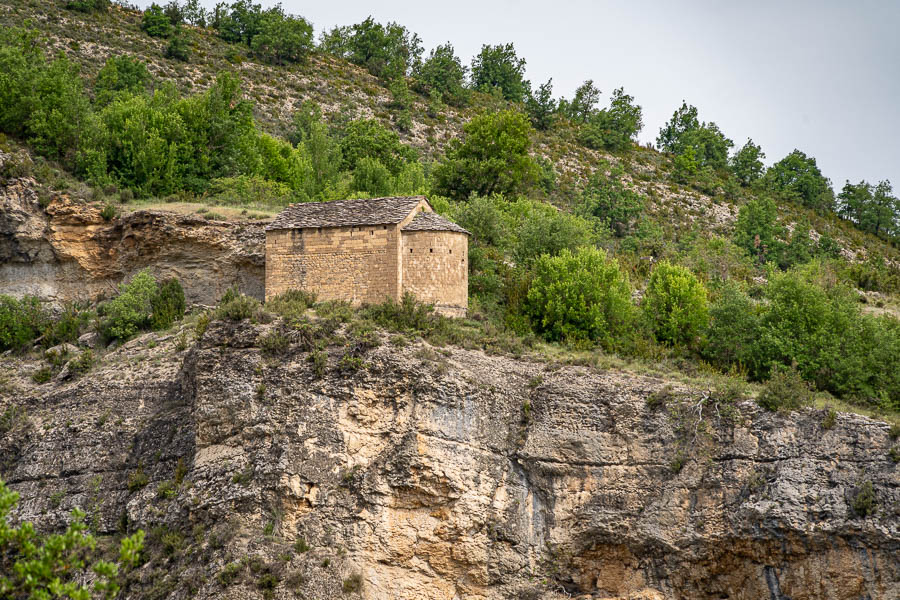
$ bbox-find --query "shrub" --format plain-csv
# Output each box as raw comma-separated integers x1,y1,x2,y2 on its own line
142,4,174,38
470,43,528,102
642,261,709,347
216,288,260,321
64,0,109,12
31,367,52,384
702,282,762,373
68,350,94,376
99,270,157,341
757,365,813,412
165,33,191,62
259,330,289,356
0,479,144,598
265,289,317,322
250,11,314,65
339,118,416,176
850,481,876,518
527,247,633,345
321,17,422,80
150,278,186,330
413,43,469,106
100,203,117,221
0,295,48,351
94,56,151,106
578,166,644,237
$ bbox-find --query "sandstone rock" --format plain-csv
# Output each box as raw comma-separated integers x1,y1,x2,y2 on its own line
44,343,78,360
1,319,897,600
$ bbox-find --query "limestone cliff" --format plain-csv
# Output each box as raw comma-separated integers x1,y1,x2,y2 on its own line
0,169,265,305
1,318,897,600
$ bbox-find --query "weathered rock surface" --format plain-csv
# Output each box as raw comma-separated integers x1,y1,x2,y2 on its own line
0,169,265,305
1,320,897,599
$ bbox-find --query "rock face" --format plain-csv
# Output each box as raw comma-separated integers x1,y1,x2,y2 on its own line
1,319,897,600
0,172,265,305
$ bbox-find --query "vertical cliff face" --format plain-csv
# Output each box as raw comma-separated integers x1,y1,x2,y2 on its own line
0,171,266,305
1,319,897,600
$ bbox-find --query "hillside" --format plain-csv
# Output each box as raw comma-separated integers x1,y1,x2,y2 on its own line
1,3,900,599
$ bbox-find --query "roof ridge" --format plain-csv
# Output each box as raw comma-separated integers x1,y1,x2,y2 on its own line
266,196,428,231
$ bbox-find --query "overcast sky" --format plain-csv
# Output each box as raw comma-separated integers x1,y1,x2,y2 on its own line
140,0,900,190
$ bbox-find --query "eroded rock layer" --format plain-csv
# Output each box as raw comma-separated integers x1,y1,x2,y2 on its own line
1,320,897,599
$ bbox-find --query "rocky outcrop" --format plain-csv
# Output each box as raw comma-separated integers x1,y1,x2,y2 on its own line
1,319,897,600
0,171,265,305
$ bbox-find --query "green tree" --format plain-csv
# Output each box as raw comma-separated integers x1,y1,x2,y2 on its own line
214,0,264,45
513,205,596,267
838,180,898,239
561,79,601,123
0,295,48,352
730,138,766,186
432,110,539,200
413,43,469,106
250,10,314,65
656,101,699,153
64,0,109,12
338,118,416,175
702,282,762,372
732,196,783,264
525,79,556,131
164,30,191,62
470,43,529,103
764,149,834,212
99,270,159,341
321,17,422,80
578,166,644,236
288,102,342,198
578,87,643,152
643,261,709,347
94,56,151,106
141,3,174,38
351,156,393,196
527,247,634,344
0,478,144,599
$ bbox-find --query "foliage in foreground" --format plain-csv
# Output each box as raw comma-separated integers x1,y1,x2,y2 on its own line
0,478,145,599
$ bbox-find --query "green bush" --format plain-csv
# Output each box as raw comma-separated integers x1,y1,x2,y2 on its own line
339,118,416,176
94,55,152,106
643,261,709,347
64,0,109,12
216,288,260,321
0,295,48,352
142,4,174,38
321,17,422,80
470,43,528,102
265,289,317,322
527,247,634,345
99,270,158,341
150,278,186,330
0,478,144,598
702,282,762,373
757,365,813,412
413,43,469,106
578,166,644,237
165,33,191,62
250,11,314,65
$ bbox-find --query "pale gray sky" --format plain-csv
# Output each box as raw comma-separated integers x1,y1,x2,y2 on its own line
141,0,900,190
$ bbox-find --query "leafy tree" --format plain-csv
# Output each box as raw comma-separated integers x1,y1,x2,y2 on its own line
838,180,898,239
732,196,783,263
413,43,469,106
764,149,834,212
338,118,416,175
250,10,314,65
0,478,144,599
578,166,644,236
671,145,699,183
470,43,529,103
214,0,264,45
702,281,762,373
525,79,556,131
150,277,186,330
527,247,634,344
351,157,393,196
141,4,174,38
321,17,422,80
94,56,152,106
680,122,732,170
288,102,342,198
779,221,816,269
730,138,766,186
561,79,601,123
182,0,209,26
643,261,709,347
432,110,539,200
578,87,643,152
657,101,699,153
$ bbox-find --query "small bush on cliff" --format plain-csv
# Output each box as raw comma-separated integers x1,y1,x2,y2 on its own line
850,480,877,517
757,365,813,412
0,295,48,352
0,477,145,598
216,288,260,321
150,278,186,330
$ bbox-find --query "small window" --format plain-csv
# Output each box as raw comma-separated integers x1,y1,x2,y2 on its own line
410,248,413,253
449,249,452,254
370,229,374,235
383,225,387,230
430,248,433,253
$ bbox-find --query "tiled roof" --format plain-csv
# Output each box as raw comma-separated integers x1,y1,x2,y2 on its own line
401,212,470,235
266,196,427,230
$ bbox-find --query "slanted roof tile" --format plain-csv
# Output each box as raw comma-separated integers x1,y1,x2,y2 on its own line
266,196,427,231
401,211,470,235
